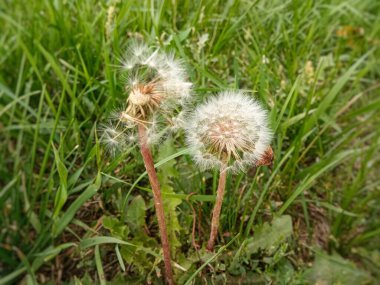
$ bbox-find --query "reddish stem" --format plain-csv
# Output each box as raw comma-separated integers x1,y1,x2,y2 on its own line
207,165,228,251
137,123,174,285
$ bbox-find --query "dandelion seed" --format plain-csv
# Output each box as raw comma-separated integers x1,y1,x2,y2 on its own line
169,111,187,131
99,123,127,155
123,61,135,70
127,134,137,143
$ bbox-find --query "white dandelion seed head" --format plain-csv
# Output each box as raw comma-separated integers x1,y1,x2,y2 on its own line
185,91,273,172
146,126,161,145
115,42,192,145
120,43,191,110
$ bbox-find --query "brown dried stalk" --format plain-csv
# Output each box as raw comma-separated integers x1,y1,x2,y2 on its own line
137,123,174,285
206,165,228,252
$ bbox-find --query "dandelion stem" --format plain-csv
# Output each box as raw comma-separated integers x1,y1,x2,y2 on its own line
137,123,174,285
207,165,228,251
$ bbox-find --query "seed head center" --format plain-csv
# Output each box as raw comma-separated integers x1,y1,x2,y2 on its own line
199,115,256,161
129,85,154,106
208,118,240,139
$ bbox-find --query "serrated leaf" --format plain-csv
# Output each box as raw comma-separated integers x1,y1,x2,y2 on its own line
120,243,152,275
157,139,182,250
162,186,182,250
126,195,146,233
157,138,178,180
246,215,293,255
103,215,130,239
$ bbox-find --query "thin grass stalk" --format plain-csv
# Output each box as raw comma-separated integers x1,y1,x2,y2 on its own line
137,123,174,285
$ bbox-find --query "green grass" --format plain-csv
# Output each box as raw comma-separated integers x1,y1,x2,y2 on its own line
1,0,379,284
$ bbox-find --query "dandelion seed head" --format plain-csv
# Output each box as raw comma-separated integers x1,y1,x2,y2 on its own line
185,91,272,171
121,43,191,110
116,42,192,145
129,85,155,106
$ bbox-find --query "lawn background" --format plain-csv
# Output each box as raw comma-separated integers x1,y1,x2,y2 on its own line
0,0,379,284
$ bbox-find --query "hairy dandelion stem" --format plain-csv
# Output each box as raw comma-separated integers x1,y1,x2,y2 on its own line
137,123,174,285
207,165,228,251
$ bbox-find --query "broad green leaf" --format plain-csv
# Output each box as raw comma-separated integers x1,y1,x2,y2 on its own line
246,215,293,255
125,195,146,233
304,252,372,285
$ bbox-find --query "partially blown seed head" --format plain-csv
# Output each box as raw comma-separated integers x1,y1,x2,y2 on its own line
120,42,192,122
185,91,272,171
101,42,191,154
